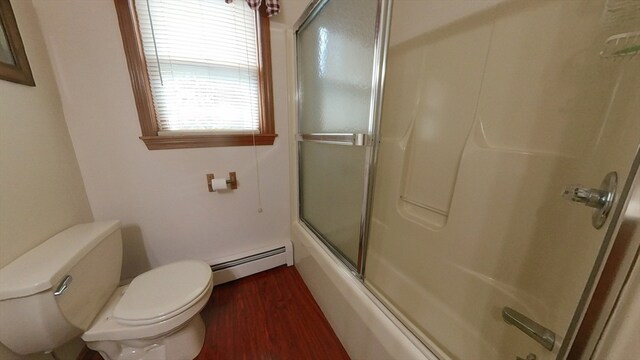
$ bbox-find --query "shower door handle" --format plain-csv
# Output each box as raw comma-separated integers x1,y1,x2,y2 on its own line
502,307,555,350
296,133,373,146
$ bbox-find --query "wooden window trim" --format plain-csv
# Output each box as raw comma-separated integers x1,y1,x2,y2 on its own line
114,0,276,150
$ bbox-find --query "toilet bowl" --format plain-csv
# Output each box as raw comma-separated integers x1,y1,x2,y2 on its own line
0,221,213,360
83,260,213,360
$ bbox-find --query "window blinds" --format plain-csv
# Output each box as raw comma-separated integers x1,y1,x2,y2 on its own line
135,0,260,133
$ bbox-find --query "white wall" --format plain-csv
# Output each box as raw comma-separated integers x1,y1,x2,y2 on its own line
0,1,93,358
0,0,92,270
32,0,297,280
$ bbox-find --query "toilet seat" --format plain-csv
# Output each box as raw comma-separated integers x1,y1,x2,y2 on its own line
113,260,212,326
82,260,213,343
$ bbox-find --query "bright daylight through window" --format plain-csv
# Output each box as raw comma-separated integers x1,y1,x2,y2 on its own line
115,0,276,149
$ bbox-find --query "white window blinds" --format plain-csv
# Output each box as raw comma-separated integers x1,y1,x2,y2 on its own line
134,0,260,133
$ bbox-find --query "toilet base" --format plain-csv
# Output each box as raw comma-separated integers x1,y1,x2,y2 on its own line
86,315,206,360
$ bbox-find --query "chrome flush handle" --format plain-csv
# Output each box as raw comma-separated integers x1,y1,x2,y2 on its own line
53,275,73,296
562,171,617,229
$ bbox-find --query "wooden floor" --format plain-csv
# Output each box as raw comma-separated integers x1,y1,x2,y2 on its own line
80,265,350,360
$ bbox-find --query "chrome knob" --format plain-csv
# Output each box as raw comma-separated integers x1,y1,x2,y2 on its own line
562,185,611,209
562,172,617,229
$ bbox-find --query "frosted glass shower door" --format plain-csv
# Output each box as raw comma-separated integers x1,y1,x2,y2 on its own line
296,0,389,271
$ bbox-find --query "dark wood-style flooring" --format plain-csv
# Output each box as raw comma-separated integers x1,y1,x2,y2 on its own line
80,265,350,360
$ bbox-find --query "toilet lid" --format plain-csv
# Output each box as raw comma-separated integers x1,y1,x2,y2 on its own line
113,260,212,325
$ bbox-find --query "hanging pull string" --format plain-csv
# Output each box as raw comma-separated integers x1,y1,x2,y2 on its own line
144,0,163,86
252,130,263,213
246,5,263,213
235,0,263,213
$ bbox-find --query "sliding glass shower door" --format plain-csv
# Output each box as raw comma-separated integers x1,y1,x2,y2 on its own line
363,1,640,359
296,0,390,272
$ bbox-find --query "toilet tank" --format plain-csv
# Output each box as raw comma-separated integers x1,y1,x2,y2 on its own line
0,221,122,355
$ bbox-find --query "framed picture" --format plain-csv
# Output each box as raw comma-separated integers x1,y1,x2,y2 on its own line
0,0,34,86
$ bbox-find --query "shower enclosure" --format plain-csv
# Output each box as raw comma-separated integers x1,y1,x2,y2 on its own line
295,0,640,359
296,0,390,273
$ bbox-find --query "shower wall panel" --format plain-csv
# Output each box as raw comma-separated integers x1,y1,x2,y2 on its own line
398,20,493,228
365,0,640,359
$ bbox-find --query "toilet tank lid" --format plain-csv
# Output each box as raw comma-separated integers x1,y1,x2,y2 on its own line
0,220,121,301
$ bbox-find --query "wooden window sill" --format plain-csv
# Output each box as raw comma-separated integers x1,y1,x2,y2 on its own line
140,133,277,150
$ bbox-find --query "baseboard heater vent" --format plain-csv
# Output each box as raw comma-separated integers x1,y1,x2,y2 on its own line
210,246,286,271
208,242,293,286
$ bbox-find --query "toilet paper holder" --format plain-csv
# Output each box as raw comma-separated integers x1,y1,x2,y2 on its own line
206,172,238,192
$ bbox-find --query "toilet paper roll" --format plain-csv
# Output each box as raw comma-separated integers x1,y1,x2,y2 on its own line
211,178,228,191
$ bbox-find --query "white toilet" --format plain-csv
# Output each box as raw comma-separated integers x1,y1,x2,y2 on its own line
0,221,213,360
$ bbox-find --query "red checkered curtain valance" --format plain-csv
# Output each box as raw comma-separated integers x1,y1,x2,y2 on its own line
225,0,280,16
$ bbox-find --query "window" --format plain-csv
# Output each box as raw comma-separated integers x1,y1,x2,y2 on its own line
114,0,276,150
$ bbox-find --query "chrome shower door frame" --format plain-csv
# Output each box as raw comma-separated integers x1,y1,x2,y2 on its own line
294,0,393,276
560,147,640,359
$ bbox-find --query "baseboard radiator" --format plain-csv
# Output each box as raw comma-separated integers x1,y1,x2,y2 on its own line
209,242,293,286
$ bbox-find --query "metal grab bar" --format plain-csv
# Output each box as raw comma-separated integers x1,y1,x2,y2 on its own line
296,133,372,146
502,307,556,351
